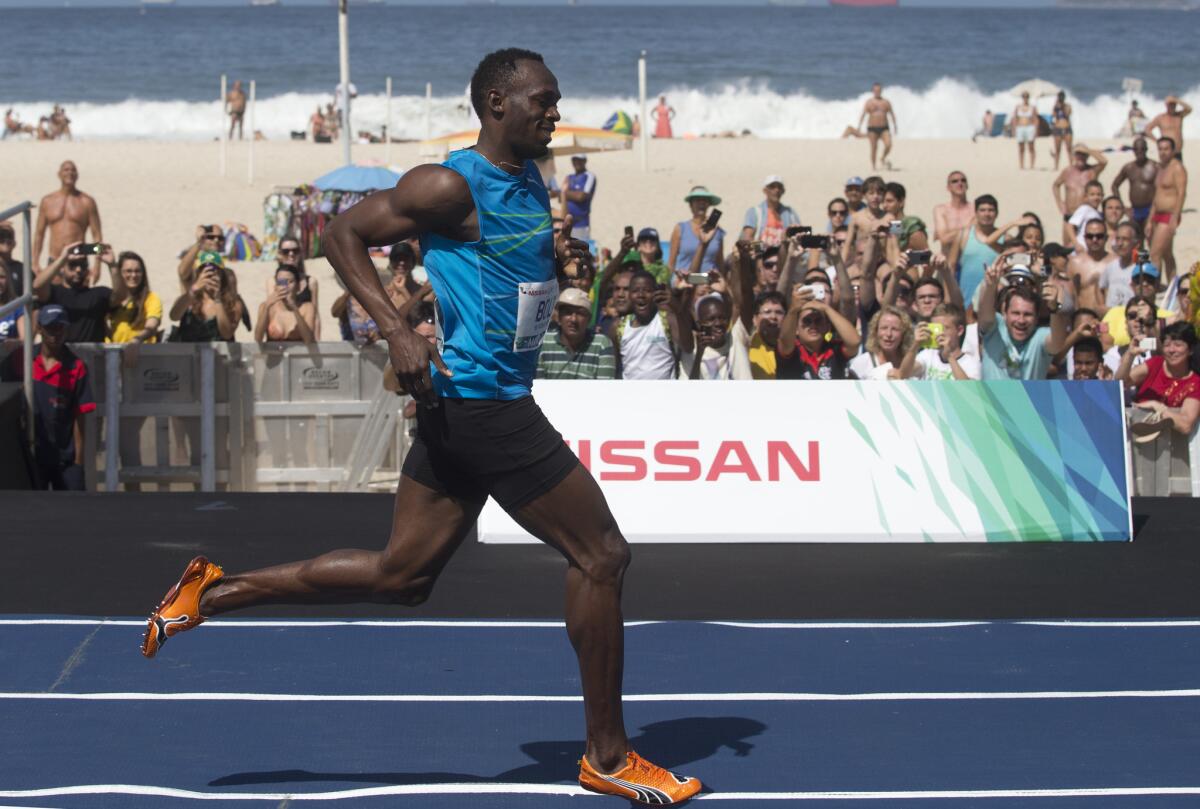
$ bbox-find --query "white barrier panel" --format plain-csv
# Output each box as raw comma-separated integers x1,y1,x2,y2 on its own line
478,380,1131,544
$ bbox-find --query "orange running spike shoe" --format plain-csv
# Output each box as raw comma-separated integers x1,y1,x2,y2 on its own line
579,751,702,805
141,556,224,658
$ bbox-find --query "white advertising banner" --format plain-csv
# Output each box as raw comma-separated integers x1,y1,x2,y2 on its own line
477,380,1131,544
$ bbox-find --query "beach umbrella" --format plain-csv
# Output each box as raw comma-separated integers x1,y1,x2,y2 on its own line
419,124,632,160
223,224,262,261
312,164,403,192
602,110,634,135
1009,78,1062,99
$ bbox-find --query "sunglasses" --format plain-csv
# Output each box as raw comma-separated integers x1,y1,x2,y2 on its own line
800,314,825,328
1084,233,1107,241
279,247,300,255
830,209,848,216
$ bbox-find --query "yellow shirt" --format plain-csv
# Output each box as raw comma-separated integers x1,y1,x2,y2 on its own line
1101,304,1171,348
748,331,777,379
107,291,163,343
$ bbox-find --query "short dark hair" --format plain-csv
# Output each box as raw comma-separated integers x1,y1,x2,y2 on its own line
803,270,831,288
931,302,965,328
470,48,545,119
406,300,436,329
1158,135,1177,152
884,182,906,202
388,242,415,264
1085,180,1104,193
975,194,998,211
1073,336,1104,359
629,269,657,289
1072,307,1100,327
827,197,848,214
914,277,943,296
1001,285,1038,311
753,290,786,314
863,176,886,194
1163,320,1197,350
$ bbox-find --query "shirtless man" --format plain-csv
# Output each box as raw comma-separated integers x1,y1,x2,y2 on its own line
33,161,103,283
1148,136,1188,284
1110,137,1158,241
1012,92,1039,170
227,80,247,140
1069,218,1113,313
1052,144,1107,243
50,106,72,141
857,83,896,170
844,176,888,263
3,108,34,139
933,171,973,257
1145,96,1192,154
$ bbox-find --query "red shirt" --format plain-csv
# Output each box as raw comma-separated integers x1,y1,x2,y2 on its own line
1135,355,1200,408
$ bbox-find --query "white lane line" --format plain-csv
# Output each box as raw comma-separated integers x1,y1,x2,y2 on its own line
3,689,1199,703
2,618,1199,629
3,784,1200,801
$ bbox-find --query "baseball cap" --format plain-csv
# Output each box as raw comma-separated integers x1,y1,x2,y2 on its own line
636,227,659,243
1072,142,1090,154
37,304,69,327
1042,242,1074,260
763,174,785,188
557,287,591,311
196,250,225,269
570,153,587,162
621,250,644,267
845,176,864,188
1132,261,1160,279
1005,265,1036,282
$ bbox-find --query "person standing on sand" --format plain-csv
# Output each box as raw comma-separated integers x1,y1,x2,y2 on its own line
226,80,246,141
854,83,896,170
933,171,973,258
1012,92,1039,170
1050,91,1073,170
1052,144,1107,244
33,161,103,283
1145,96,1192,154
652,95,674,139
1111,137,1158,242
1148,135,1188,285
1127,100,1147,137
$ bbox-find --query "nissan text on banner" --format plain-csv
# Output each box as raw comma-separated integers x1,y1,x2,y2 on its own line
478,380,1131,544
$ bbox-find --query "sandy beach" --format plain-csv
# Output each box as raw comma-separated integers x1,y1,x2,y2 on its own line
4,136,1196,337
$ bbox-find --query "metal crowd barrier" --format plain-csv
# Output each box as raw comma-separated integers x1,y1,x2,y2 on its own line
76,342,412,493
1127,413,1200,497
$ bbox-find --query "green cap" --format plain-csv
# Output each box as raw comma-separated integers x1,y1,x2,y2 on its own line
621,250,643,266
196,250,225,268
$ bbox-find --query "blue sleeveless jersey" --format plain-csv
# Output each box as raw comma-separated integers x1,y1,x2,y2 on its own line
419,149,556,400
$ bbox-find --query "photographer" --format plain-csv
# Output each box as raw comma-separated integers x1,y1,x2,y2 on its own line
168,255,244,342
901,303,980,380
255,265,317,345
33,241,129,343
177,225,226,294
978,255,1070,380
1099,264,1171,349
776,282,860,380
1119,321,1200,437
1054,308,1120,379
677,293,744,380
729,239,785,379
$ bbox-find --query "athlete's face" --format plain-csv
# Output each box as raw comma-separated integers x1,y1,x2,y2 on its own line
497,60,561,160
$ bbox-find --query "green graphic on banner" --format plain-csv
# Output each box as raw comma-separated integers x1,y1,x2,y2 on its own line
849,381,1129,542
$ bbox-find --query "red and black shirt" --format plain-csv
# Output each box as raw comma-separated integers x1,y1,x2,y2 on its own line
775,339,851,380
3,347,96,464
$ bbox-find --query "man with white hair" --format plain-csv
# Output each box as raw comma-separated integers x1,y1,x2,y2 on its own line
741,175,801,247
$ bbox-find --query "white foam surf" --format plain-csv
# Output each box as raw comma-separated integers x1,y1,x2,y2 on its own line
4,79,1197,142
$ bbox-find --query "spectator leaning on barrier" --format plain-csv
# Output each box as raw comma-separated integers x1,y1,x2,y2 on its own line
537,288,616,380
901,303,981,380
167,252,243,342
851,305,913,380
102,248,161,345
33,242,128,344
610,269,681,379
741,175,801,247
977,255,1070,380
0,305,95,490
1120,321,1200,438
776,282,861,380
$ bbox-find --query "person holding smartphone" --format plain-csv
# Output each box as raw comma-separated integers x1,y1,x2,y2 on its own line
167,254,244,342
255,265,317,345
901,303,980,381
32,241,128,344
667,186,724,278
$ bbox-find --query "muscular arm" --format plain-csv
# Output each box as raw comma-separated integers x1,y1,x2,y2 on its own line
325,166,471,341
1052,170,1068,215
87,198,103,285
730,242,756,333
1088,150,1109,179
32,203,47,268
1110,165,1129,202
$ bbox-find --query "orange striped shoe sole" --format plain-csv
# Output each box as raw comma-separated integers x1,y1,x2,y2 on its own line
579,751,702,805
141,556,224,659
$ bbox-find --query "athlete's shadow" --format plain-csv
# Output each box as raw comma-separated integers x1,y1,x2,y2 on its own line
210,716,765,789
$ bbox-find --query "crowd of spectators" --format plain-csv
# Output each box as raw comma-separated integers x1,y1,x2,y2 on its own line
2,155,1198,489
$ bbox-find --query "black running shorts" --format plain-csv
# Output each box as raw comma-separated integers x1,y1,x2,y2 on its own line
401,395,580,512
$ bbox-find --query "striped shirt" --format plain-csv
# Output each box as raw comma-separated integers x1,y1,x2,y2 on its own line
536,329,616,380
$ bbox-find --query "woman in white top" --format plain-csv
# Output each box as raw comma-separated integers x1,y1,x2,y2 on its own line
849,305,913,380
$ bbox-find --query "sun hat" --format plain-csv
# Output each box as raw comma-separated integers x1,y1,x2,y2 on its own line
763,175,785,188
683,186,721,205
557,287,591,311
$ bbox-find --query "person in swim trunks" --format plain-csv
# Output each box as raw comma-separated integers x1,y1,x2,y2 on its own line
1012,92,1039,170
856,82,896,170
138,48,702,807
1111,136,1159,243
1149,135,1188,285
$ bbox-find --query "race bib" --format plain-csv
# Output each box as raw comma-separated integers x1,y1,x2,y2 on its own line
513,280,558,352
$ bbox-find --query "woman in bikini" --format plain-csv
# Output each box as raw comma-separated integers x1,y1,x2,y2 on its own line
1051,91,1073,170
255,264,317,344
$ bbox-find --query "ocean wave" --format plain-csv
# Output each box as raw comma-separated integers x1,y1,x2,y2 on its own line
4,79,1198,142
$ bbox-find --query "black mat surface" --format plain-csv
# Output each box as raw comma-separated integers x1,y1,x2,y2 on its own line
3,492,1196,619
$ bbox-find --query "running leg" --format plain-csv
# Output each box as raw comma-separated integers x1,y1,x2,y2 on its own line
508,464,631,773
199,476,484,614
